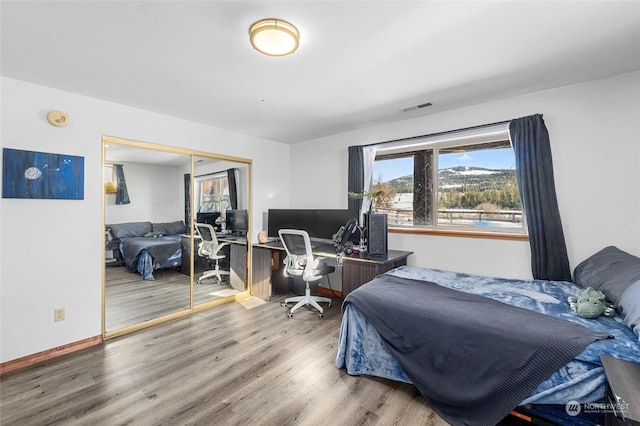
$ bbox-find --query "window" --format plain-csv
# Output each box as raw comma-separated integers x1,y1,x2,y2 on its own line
104,164,117,194
370,128,525,235
197,173,230,213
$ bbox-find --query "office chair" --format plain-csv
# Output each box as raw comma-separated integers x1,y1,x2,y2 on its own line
195,223,230,285
278,229,335,318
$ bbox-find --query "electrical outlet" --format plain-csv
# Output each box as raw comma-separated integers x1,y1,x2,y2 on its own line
54,308,65,322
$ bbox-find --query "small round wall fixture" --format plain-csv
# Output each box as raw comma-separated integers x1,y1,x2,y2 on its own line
249,19,299,56
47,110,69,127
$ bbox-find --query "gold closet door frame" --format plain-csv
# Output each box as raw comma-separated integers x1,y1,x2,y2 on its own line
101,135,253,339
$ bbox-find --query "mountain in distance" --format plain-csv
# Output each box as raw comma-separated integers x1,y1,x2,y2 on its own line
382,166,518,193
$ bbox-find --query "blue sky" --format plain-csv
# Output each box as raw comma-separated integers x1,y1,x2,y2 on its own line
373,148,516,182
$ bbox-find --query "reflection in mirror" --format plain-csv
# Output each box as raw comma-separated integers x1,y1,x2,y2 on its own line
104,143,192,332
103,165,116,194
192,157,249,306
103,138,251,337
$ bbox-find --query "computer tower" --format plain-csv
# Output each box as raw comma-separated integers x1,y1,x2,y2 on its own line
364,213,387,255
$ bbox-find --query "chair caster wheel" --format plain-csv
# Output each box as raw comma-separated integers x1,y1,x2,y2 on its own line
318,313,323,318
328,303,332,308
281,302,288,308
287,312,294,319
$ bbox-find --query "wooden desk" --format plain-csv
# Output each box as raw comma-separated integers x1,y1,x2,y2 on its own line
339,249,415,297
221,237,248,292
253,241,412,299
181,234,246,292
601,354,640,425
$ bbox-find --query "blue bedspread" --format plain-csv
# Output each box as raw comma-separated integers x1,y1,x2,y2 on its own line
120,234,181,280
135,246,181,280
336,266,640,407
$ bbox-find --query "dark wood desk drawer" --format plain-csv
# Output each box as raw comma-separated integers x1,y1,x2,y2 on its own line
341,254,409,297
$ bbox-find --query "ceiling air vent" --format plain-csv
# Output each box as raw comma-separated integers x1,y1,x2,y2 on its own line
401,102,433,113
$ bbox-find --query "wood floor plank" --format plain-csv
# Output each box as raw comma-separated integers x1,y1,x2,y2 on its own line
105,265,240,331
1,295,450,426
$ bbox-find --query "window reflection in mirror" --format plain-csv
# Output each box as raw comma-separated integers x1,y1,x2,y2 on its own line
192,157,249,305
104,164,117,194
103,139,251,338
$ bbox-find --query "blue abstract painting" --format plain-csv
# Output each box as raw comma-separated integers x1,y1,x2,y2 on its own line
2,148,84,200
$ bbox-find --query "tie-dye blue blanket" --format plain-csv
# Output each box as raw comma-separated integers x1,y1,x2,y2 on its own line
336,266,640,411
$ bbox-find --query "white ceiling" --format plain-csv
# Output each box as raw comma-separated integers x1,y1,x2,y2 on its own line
2,1,639,145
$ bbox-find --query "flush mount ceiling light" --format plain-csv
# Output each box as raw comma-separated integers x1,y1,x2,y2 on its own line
249,19,299,56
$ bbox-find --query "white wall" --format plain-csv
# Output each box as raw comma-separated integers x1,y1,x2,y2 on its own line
291,71,640,280
105,162,184,225
0,77,290,363
2,71,639,363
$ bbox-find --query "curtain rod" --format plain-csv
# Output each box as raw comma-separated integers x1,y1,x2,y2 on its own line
361,119,512,148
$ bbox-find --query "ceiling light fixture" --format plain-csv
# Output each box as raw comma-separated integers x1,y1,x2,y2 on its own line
249,19,299,57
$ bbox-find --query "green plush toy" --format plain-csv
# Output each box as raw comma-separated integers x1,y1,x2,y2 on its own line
568,287,615,319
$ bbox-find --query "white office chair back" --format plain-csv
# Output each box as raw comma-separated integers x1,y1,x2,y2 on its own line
195,223,222,258
278,229,323,283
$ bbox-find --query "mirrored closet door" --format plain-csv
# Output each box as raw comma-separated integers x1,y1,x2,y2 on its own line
103,137,251,337
191,156,250,305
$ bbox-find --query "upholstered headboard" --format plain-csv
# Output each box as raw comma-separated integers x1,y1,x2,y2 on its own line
107,220,186,239
107,221,152,239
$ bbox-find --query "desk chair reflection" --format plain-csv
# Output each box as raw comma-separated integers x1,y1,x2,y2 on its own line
195,223,230,285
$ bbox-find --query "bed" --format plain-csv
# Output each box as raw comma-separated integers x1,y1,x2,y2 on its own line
336,246,640,426
107,220,186,280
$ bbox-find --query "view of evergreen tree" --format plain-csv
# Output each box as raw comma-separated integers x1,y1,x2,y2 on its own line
377,166,522,211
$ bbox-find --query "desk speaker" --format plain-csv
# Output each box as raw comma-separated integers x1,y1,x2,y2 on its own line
364,213,387,255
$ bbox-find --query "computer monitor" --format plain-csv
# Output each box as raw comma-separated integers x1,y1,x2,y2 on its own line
196,212,221,231
314,209,360,242
267,209,316,238
267,208,359,242
226,209,248,235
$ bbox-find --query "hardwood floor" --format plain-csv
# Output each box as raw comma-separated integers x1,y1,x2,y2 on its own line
105,266,241,331
1,295,450,426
